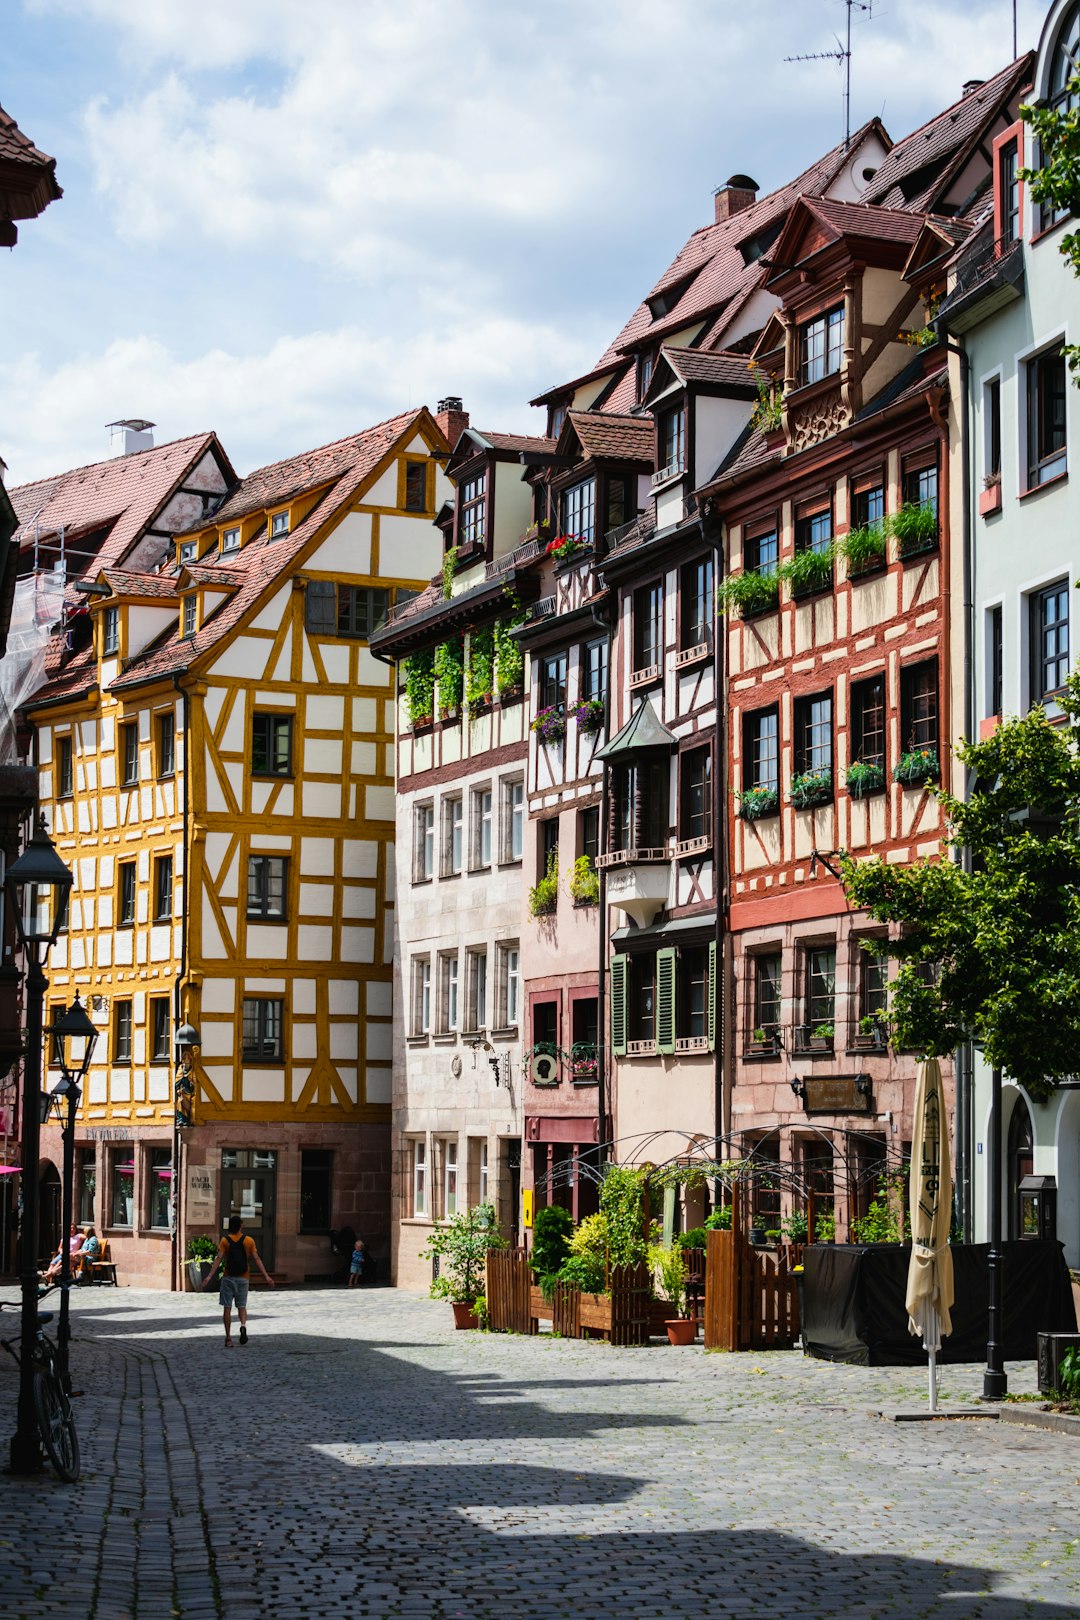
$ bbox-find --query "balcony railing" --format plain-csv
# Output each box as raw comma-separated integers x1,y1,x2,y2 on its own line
604,514,656,554
596,844,670,869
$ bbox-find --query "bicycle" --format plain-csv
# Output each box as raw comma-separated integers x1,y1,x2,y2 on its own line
0,1289,81,1482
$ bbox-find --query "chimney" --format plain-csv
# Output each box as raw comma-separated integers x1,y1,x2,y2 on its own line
108,419,155,457
962,79,984,98
435,396,469,450
713,174,759,223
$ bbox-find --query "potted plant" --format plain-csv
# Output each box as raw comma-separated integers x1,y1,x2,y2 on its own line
845,759,885,800
839,521,888,578
568,854,599,906
423,1203,507,1328
808,1022,834,1051
789,767,832,810
779,544,835,599
888,500,938,558
529,850,559,918
571,697,605,736
979,471,1002,517
531,704,566,745
747,1220,767,1246
780,1210,809,1244
546,533,584,564
716,569,780,619
737,784,780,821
814,1209,836,1244
656,1244,695,1344
704,1205,732,1232
186,1234,217,1290
893,747,939,787
748,1027,779,1055
569,1041,599,1081
854,1012,888,1051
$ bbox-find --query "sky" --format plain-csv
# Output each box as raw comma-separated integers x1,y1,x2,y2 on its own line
2,0,1052,487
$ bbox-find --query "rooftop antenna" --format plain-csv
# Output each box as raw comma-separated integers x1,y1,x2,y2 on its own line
785,0,874,150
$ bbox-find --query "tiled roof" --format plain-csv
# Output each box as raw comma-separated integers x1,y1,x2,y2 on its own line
657,347,760,391
593,366,637,415
793,197,927,248
473,430,556,455
858,358,948,421
0,103,62,215
713,423,778,484
862,57,1033,213
182,563,241,588
566,412,654,461
100,568,177,600
23,645,97,709
10,433,226,580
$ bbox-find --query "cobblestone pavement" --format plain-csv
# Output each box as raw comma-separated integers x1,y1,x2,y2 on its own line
1,1284,1079,1620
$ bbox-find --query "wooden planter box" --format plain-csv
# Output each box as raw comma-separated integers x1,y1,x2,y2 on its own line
529,1284,554,1324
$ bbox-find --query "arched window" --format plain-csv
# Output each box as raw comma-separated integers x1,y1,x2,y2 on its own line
1007,1097,1034,1239
1048,2,1080,103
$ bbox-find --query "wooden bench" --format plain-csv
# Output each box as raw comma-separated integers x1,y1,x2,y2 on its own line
80,1239,118,1286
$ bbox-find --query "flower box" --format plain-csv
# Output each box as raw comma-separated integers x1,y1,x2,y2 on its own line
845,761,885,800
893,749,939,787
737,786,780,821
531,705,567,744
789,769,833,810
979,481,1002,517
571,698,605,735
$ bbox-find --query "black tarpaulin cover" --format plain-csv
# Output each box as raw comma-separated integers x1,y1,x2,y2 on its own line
802,1240,1077,1365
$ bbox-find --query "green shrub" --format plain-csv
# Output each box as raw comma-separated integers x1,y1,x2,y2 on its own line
531,1204,573,1277
529,849,559,917
558,1253,606,1293
677,1227,709,1251
815,1209,836,1243
887,501,938,555
780,1211,808,1243
656,1245,687,1317
569,854,599,905
441,545,459,598
186,1234,217,1261
599,1165,652,1268
465,625,494,713
717,569,780,617
434,636,464,715
839,523,887,573
705,1206,732,1231
423,1203,507,1304
493,613,524,695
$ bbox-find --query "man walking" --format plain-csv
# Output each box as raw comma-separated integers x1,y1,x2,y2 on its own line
200,1215,274,1346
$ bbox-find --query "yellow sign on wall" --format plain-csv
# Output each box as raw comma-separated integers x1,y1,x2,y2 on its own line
522,1189,534,1230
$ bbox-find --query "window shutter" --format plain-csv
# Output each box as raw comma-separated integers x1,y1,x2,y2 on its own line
707,939,718,1053
656,947,676,1055
610,954,628,1058
305,578,336,635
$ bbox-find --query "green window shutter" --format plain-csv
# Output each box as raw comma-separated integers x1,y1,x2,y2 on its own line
707,939,717,1053
656,947,676,1055
610,954,628,1058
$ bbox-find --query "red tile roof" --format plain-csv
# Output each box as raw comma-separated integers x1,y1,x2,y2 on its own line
182,563,241,588
566,412,654,461
100,568,178,600
0,103,62,218
471,430,557,456
792,197,927,248
656,347,760,391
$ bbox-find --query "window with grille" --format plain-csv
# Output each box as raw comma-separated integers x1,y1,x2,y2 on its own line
799,306,845,386
560,478,595,546
744,708,779,792
242,997,285,1061
851,675,886,769
111,1151,134,1227
221,526,241,552
678,946,709,1041
579,805,600,864
444,1140,459,1217
900,661,939,751
182,595,197,638
271,511,290,537
247,854,288,919
251,712,293,776
103,606,120,654
539,653,567,711
793,692,833,775
633,583,663,671
1027,347,1067,487
154,854,173,921
459,472,487,549
1030,583,1070,703
118,862,136,926
680,556,714,648
611,760,667,851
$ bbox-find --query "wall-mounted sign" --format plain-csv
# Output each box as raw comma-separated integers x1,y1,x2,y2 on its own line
83,1126,132,1141
799,1075,872,1115
186,1164,216,1223
522,1189,534,1230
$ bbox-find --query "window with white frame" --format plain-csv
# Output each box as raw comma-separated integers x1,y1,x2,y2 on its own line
472,785,493,868
479,1140,489,1206
412,957,432,1036
412,1140,427,1217
414,802,434,882
502,777,524,863
444,1139,459,1217
221,526,241,553
465,949,488,1032
442,796,463,876
271,511,290,537
438,952,459,1034
103,606,120,655
498,942,520,1029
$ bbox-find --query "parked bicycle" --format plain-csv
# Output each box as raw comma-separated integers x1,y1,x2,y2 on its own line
0,1289,80,1481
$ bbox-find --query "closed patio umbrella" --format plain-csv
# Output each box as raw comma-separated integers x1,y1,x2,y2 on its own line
905,1056,954,1412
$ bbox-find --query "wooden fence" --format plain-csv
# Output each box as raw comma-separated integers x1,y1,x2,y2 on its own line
704,1228,800,1351
485,1250,651,1344
486,1247,534,1334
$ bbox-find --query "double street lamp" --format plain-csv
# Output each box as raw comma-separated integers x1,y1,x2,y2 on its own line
43,995,98,1384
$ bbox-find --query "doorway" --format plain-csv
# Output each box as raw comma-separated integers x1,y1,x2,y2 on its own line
1007,1099,1034,1240
220,1149,277,1272
39,1163,61,1264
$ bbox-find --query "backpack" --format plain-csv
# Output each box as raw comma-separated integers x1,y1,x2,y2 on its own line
224,1235,248,1276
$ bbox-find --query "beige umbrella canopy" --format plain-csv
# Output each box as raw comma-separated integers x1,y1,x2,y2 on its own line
906,1056,955,1409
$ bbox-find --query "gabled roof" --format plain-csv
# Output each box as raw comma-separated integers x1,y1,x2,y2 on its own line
562,412,654,463
595,698,677,760
0,102,62,220
181,562,241,588
445,426,556,480
10,432,231,582
99,568,178,601
644,348,761,408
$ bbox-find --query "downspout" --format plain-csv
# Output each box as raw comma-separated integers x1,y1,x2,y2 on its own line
701,509,728,1157
588,596,612,1169
172,673,190,1292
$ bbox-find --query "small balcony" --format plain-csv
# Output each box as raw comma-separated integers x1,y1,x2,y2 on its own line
601,851,671,928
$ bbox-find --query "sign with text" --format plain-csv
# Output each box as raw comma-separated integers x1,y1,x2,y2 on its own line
186,1164,217,1223
800,1075,872,1115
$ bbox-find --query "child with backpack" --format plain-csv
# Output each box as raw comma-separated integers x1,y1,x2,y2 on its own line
200,1215,275,1346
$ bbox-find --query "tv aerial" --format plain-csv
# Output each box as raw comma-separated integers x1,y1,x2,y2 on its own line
785,0,874,150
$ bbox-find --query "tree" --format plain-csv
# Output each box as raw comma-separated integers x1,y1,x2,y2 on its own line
1021,73,1080,380
840,684,1080,1100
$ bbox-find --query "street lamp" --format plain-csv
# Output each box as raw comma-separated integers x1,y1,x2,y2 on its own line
3,814,73,1475
172,1020,200,1291
45,994,98,1383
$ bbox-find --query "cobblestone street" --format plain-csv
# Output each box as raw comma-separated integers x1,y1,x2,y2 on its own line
1,1284,1079,1619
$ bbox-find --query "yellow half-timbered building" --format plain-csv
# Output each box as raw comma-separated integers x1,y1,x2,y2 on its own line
24,408,451,1286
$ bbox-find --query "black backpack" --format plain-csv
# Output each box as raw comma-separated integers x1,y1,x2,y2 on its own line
224,1235,248,1276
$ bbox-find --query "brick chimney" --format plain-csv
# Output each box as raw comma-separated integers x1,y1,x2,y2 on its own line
713,173,759,223
434,396,469,450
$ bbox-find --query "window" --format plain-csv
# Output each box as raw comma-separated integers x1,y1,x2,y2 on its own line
743,707,779,794
633,583,663,672
1030,582,1070,704
477,1139,490,1206
114,998,133,1063
103,606,120,655
498,943,520,1028
110,1153,134,1227
412,1140,428,1217
560,478,595,547
606,474,632,536
628,955,656,1044
404,460,429,513
444,1140,459,1217
1000,138,1020,244
572,996,599,1051
753,954,782,1039
679,748,712,844
851,675,886,770
1027,347,1067,487
148,1147,172,1230
799,306,845,386
251,712,293,776
157,713,175,779
118,861,136,926
538,816,559,881
539,653,567,712
79,1150,96,1226
859,946,888,1023
988,604,1004,716
247,854,288,919
459,472,487,549
465,949,488,1032
503,778,524,863
242,997,285,1061
300,1150,332,1232
678,945,709,1041
532,998,558,1055
337,586,390,638
153,854,173,921
442,796,463,876
638,349,655,401
415,803,435,881
179,539,198,564
151,997,170,1061
681,556,714,649
805,946,836,1037
658,405,685,477
900,661,939,751
412,958,432,1036
579,804,600,864
221,526,241,553
57,735,73,798
985,377,1002,481
271,511,290,537
120,722,139,787
612,759,668,852
850,469,885,533
744,519,778,576
795,501,833,561
902,455,939,520
182,595,197,638
438,952,459,1034
1039,10,1080,230
472,787,493,868
582,638,608,702
794,692,833,776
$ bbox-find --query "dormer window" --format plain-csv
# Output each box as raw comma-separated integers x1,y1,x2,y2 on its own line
221,526,241,553
271,512,290,538
637,349,656,403
179,539,198,564
459,473,487,550
559,478,595,547
799,306,845,387
182,596,197,639
548,404,567,439
657,405,685,479
103,606,120,656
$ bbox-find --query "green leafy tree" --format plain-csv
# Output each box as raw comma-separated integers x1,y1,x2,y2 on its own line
1021,75,1080,380
840,687,1080,1101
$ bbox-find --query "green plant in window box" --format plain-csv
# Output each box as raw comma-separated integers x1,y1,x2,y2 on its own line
839,522,888,576
814,1209,836,1244
571,697,605,735
528,850,559,917
855,1012,889,1052
716,569,780,618
441,545,460,599
748,1027,779,1054
434,636,464,718
569,854,599,906
888,501,937,557
737,785,780,821
465,625,495,715
810,1023,835,1047
403,648,435,728
779,544,835,597
845,759,886,799
789,768,832,810
893,747,939,787
493,612,525,697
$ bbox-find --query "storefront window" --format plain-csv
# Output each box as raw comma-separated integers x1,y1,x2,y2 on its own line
149,1147,172,1230
111,1156,135,1227
79,1150,96,1225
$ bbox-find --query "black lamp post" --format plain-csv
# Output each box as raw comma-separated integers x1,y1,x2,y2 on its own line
3,814,73,1475
45,994,98,1384
173,1021,200,1291
982,1063,1006,1399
